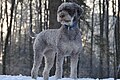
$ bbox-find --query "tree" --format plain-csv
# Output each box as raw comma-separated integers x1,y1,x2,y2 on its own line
49,0,62,29
3,0,15,74
115,0,120,78
29,0,34,75
90,0,95,77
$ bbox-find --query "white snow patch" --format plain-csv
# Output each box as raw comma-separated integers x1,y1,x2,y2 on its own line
0,75,119,80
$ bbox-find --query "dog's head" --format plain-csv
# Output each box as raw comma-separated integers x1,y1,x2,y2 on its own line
57,2,83,26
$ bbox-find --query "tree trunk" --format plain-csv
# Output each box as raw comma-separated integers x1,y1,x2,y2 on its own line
49,0,61,29
105,0,109,77
116,0,120,78
3,0,15,74
90,0,95,77
99,0,103,78
29,0,34,75
0,0,4,57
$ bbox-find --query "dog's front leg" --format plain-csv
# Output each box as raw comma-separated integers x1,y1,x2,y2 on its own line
55,54,64,79
70,54,79,79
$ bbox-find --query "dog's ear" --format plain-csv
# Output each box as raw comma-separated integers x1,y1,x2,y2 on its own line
77,6,84,17
74,3,84,19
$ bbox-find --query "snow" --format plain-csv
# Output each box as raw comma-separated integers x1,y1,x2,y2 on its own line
0,75,119,80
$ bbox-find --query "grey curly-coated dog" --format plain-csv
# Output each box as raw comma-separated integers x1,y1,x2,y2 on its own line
31,2,83,80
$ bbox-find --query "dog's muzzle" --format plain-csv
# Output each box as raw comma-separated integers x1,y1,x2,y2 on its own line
58,12,76,26
57,11,72,23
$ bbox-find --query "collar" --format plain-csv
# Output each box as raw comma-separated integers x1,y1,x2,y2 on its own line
64,21,78,30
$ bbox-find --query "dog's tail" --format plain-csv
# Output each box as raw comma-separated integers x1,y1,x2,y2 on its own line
29,25,38,39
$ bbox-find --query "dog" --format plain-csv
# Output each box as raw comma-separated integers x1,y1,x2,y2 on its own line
31,2,83,80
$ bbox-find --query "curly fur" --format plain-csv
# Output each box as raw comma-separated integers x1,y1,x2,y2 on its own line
31,2,83,80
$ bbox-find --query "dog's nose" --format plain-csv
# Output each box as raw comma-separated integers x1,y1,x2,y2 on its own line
60,14,65,18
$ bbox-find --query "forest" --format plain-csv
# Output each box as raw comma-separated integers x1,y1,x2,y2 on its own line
0,0,120,79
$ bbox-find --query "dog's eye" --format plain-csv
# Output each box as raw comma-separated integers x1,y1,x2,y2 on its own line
65,9,75,16
57,10,62,13
64,9,72,13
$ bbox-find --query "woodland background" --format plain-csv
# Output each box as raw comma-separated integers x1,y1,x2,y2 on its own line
0,0,120,79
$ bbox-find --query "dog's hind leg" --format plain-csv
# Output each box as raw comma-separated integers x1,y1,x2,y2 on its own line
43,50,55,80
31,49,43,79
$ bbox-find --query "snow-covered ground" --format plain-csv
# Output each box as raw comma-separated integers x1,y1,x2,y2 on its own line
0,75,119,80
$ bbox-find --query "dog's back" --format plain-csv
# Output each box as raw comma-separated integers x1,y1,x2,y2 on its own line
33,29,59,51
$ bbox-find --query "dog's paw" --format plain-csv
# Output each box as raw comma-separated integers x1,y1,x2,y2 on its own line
31,78,36,80
31,69,38,79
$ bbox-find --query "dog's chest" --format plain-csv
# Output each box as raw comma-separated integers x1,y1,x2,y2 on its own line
60,41,80,56
58,28,82,56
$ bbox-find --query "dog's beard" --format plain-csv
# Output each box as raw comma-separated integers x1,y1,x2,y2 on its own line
62,17,74,26
57,15,74,26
